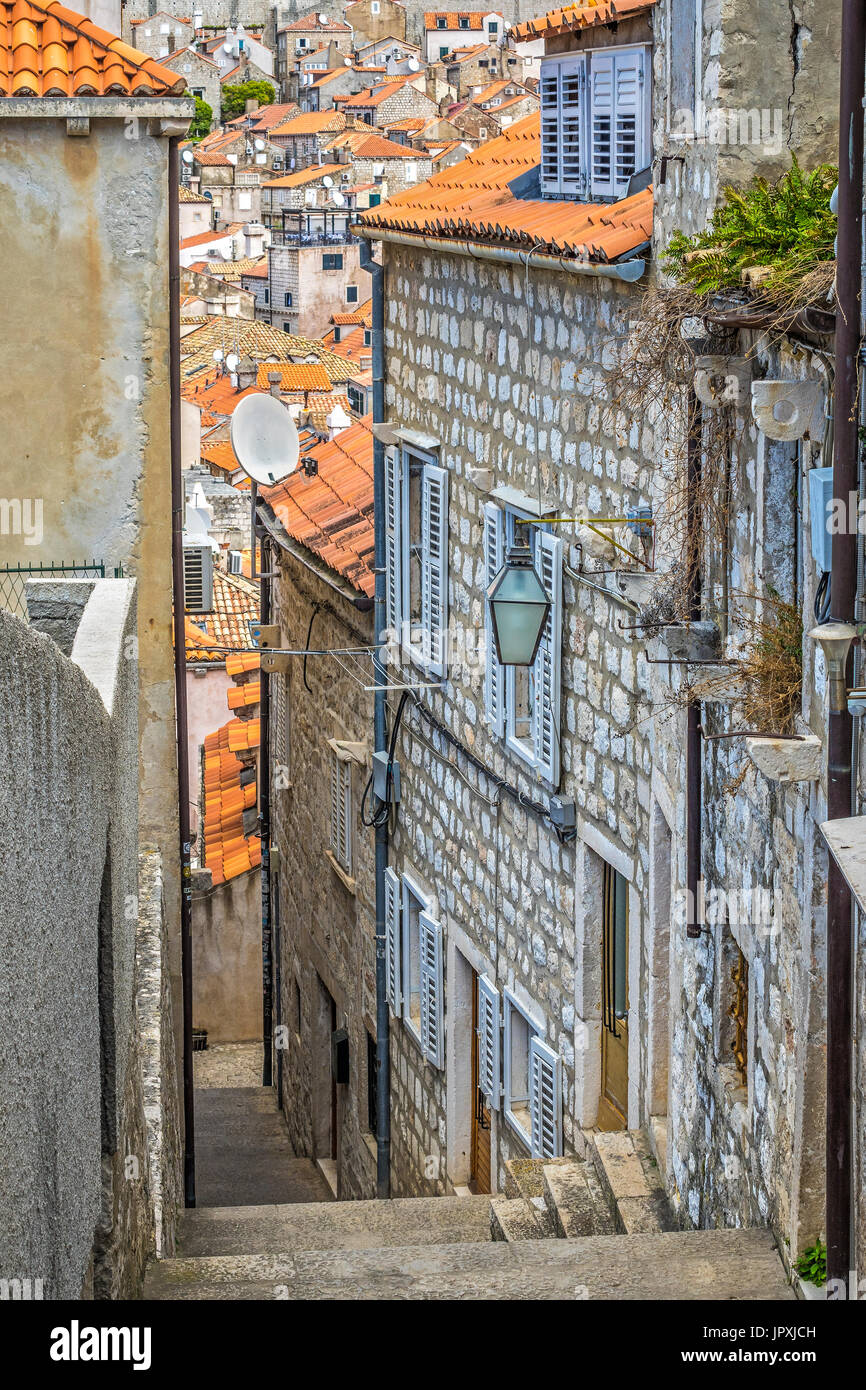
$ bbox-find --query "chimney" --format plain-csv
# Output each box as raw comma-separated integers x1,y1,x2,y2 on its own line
245,97,260,114
236,355,258,390
267,371,282,397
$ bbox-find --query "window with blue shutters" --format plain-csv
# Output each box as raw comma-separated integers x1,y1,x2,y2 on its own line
384,444,448,675
503,990,562,1154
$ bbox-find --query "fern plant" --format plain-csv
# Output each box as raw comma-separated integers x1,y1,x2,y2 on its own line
663,159,837,300
794,1239,827,1287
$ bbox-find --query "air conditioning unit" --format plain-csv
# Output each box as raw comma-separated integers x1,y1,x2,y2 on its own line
228,549,243,574
183,543,214,612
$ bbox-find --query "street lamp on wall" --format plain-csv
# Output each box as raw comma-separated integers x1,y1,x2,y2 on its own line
807,621,857,712
486,543,551,666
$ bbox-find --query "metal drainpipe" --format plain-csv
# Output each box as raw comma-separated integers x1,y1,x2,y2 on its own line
359,233,391,1198
686,399,702,940
260,529,273,1088
169,134,196,1208
826,0,864,1295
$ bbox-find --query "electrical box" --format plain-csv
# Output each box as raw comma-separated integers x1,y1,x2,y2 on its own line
331,1028,350,1085
548,795,576,831
809,466,834,573
372,749,400,805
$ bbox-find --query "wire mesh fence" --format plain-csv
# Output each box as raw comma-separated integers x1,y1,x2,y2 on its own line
0,561,120,620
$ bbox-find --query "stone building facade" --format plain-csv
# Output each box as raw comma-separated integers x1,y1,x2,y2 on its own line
345,0,408,48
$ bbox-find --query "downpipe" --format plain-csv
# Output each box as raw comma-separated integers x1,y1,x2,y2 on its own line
360,234,391,1198
168,134,195,1208
260,527,273,1088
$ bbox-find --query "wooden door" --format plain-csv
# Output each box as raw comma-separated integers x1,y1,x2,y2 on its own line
470,973,492,1193
598,862,629,1131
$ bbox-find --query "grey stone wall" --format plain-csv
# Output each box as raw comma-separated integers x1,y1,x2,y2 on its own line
269,543,379,1200
0,583,181,1298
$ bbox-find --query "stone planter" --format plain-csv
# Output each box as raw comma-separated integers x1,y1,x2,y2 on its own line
746,734,822,784
797,1277,826,1301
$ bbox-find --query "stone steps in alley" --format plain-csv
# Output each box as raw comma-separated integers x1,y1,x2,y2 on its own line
177,1195,494,1257
142,1228,794,1301
194,1086,333,1208
583,1129,676,1235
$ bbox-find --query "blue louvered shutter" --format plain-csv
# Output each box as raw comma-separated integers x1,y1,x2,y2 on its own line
477,974,501,1109
419,910,444,1067
384,446,402,647
531,530,562,786
384,867,402,1016
483,502,505,736
612,47,645,197
421,464,448,676
529,1036,562,1159
589,50,615,199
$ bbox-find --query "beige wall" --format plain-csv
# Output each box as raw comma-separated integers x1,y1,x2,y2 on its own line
192,868,263,1043
0,103,191,1123
186,663,234,839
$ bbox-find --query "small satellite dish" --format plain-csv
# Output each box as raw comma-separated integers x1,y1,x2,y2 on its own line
254,137,265,151
408,57,419,71
181,147,195,164
331,190,345,206
213,348,224,362
322,175,333,187
318,13,329,23
230,393,300,486
223,41,234,53
225,352,240,372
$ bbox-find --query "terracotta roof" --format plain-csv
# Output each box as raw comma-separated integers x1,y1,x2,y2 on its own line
340,78,411,108
180,319,363,384
240,262,269,279
270,108,353,136
322,321,369,359
279,13,351,31
226,102,299,131
180,228,230,250
187,566,260,653
201,439,241,472
227,678,261,710
192,150,233,166
163,45,219,70
262,416,375,596
471,78,509,102
490,92,534,112
310,67,349,86
261,161,343,189
424,12,495,29
331,308,371,326
202,711,261,885
441,43,488,62
179,185,211,203
382,115,427,132
512,0,657,43
190,257,266,279
256,362,332,391
226,651,260,677
0,0,188,96
360,112,653,261
323,129,416,159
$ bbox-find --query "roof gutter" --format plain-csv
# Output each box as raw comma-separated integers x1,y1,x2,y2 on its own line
256,497,374,610
355,224,646,282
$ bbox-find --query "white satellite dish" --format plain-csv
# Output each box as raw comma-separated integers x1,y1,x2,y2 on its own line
181,147,195,164
322,175,333,187
408,57,419,71
344,55,352,65
318,13,329,23
254,137,265,151
230,393,300,486
225,352,240,372
223,41,234,53
213,348,224,362
331,190,345,206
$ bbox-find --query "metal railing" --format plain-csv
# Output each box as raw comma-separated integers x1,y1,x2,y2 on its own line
0,560,121,619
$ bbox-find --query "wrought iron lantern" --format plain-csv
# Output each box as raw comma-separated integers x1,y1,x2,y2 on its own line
486,542,551,666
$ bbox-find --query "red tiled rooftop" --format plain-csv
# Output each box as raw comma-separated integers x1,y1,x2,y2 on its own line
424,12,498,29
0,0,188,96
262,416,374,596
255,362,332,392
512,0,657,43
360,113,653,262
279,13,351,31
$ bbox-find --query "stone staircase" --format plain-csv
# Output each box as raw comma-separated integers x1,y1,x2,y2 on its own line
142,1125,794,1301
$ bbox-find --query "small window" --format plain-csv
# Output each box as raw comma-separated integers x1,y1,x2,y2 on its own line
264,287,270,303
283,321,292,331
346,284,359,303
439,46,449,59
459,16,469,28
436,17,446,28
363,328,372,346
401,876,424,1039
371,0,380,10
322,252,344,270
284,291,293,307
503,991,562,1157
504,992,535,1142
330,747,352,874
488,21,498,35
403,161,418,182
398,873,443,1065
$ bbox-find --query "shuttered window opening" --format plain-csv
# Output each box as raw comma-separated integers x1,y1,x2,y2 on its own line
477,974,501,1109
329,749,352,874
387,868,445,1068
540,45,648,204
485,506,562,787
503,989,562,1154
384,866,402,1015
273,673,290,791
390,444,448,677
419,910,444,1067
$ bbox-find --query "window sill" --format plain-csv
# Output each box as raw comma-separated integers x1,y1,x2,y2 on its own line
325,849,356,894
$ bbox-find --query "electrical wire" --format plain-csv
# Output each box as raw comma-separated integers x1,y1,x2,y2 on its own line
303,604,320,692
361,688,411,828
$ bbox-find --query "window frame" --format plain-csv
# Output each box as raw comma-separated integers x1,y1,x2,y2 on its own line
390,442,449,677
539,42,649,202
400,871,428,1048
502,989,541,1148
328,744,353,876
398,869,446,1068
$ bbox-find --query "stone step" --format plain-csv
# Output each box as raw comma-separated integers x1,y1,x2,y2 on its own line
142,1229,794,1301
489,1194,551,1241
179,1196,494,1257
195,1087,281,1116
542,1160,617,1238
585,1129,675,1234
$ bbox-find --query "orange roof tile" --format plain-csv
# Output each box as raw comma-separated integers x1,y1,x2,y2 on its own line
324,129,417,159
184,566,260,660
340,79,413,108
382,115,427,132
279,13,351,30
226,650,260,678
0,0,188,96
180,228,231,249
261,161,343,189
183,369,263,426
512,0,657,43
262,416,374,596
360,112,653,262
201,702,260,885
269,108,353,137
255,362,332,392
226,101,299,131
227,679,261,709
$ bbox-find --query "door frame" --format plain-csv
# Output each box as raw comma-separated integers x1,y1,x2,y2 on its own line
445,923,498,1190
